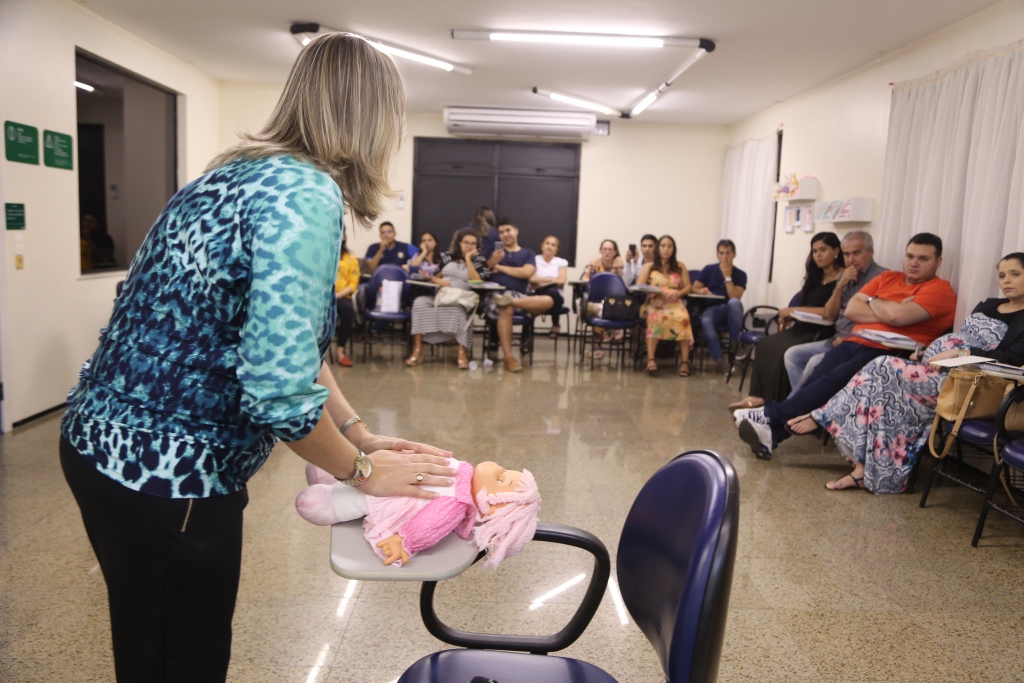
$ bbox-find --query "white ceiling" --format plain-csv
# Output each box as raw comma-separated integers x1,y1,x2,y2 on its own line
79,0,1002,125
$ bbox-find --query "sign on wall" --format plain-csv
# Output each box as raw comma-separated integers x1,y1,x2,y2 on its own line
4,121,39,165
43,130,73,170
5,204,26,230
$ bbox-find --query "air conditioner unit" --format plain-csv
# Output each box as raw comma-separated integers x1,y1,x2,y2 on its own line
443,108,598,141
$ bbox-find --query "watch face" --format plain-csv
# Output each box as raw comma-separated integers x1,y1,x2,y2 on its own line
356,456,372,478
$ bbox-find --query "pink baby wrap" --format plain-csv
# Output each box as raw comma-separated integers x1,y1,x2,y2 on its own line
363,460,476,566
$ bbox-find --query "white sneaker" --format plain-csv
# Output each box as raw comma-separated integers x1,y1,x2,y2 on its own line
733,407,768,428
738,417,774,460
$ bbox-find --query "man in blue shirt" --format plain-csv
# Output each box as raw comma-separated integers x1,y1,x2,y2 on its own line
364,221,419,273
483,219,554,373
692,239,748,372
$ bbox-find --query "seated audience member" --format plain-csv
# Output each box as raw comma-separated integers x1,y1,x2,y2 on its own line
406,230,489,369
783,231,887,395
530,235,569,339
638,235,694,377
484,220,554,373
582,240,625,280
467,206,499,260
793,254,1024,493
334,238,360,367
80,212,117,270
728,232,844,409
622,234,658,286
407,231,441,277
692,240,747,373
734,233,956,460
364,221,419,273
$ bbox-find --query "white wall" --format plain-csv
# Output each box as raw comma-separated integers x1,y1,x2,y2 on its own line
729,0,1024,308
0,0,219,429
219,86,729,277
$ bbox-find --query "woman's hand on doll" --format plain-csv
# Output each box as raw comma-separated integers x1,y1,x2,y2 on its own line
361,449,456,499
377,535,410,566
351,432,451,458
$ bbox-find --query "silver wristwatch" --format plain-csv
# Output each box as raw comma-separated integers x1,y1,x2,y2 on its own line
337,452,372,486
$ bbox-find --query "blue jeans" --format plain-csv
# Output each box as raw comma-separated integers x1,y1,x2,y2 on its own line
783,339,832,393
700,298,743,361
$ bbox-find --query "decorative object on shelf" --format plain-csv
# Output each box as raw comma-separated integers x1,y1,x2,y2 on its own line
815,197,873,223
820,199,842,220
784,205,814,234
773,174,818,201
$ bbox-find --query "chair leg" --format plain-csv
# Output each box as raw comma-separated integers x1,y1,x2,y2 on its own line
972,460,1006,547
919,453,941,508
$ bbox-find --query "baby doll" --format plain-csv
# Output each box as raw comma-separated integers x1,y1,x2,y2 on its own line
296,459,540,568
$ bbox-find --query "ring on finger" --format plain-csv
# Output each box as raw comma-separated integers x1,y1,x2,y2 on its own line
415,473,424,485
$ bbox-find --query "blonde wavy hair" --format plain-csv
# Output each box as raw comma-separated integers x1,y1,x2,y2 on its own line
206,32,406,227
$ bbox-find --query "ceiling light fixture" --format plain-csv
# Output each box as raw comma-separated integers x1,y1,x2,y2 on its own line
452,29,703,49
74,81,95,92
629,40,715,116
291,23,472,75
532,87,622,117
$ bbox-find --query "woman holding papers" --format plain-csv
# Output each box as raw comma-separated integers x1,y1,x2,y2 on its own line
729,233,843,408
793,254,1024,493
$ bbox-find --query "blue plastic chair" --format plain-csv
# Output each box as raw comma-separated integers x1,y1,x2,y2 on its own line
973,385,1024,546
397,450,739,683
580,273,637,370
362,264,412,361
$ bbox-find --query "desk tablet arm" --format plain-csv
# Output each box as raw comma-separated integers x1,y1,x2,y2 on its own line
418,522,611,655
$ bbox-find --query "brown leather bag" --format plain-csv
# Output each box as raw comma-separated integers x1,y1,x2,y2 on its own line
928,368,1014,458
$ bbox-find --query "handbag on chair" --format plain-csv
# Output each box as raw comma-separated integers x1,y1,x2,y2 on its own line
928,368,1023,458
601,295,641,321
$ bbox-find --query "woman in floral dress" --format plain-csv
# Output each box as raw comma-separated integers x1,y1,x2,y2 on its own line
639,235,693,377
789,254,1024,493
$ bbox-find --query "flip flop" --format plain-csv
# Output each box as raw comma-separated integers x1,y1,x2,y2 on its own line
728,397,764,412
825,474,865,491
787,414,820,435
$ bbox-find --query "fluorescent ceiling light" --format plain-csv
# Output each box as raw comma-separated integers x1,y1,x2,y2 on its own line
453,29,703,49
74,81,95,92
630,91,659,116
533,87,622,117
290,23,472,75
629,43,714,117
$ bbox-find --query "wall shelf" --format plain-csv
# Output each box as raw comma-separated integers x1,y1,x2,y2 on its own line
816,197,873,223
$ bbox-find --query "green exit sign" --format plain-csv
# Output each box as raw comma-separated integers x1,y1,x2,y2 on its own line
43,130,73,170
5,121,39,164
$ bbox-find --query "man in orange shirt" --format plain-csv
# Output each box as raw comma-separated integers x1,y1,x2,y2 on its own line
735,233,956,459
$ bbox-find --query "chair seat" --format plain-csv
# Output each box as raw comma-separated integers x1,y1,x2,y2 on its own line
942,419,1024,446
398,649,617,683
586,317,636,330
1000,440,1024,470
739,331,764,345
365,310,411,322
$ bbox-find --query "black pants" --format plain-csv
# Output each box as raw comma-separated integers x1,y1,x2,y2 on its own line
60,437,248,683
336,295,355,346
535,285,565,326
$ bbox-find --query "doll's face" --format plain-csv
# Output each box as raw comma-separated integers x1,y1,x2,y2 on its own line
472,462,523,514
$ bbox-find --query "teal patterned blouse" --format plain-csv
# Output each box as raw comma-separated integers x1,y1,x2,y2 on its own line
62,156,342,498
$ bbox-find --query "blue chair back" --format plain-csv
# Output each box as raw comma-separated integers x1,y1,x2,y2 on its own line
365,264,409,310
617,451,739,683
689,269,701,286
586,272,627,303
789,291,804,307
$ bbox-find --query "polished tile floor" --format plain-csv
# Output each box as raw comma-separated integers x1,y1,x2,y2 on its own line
2,341,1023,682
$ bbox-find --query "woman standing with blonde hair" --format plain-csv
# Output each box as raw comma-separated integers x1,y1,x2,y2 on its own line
59,33,454,682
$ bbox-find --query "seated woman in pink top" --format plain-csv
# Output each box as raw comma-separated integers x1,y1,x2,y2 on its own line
296,460,540,568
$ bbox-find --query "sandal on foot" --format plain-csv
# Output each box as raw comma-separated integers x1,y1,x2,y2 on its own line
728,397,764,412
646,359,658,376
548,326,560,339
405,351,423,367
678,361,690,377
825,474,865,491
787,414,820,435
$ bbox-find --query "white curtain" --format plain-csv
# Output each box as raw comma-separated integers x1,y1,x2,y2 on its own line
718,137,778,306
877,39,1024,323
